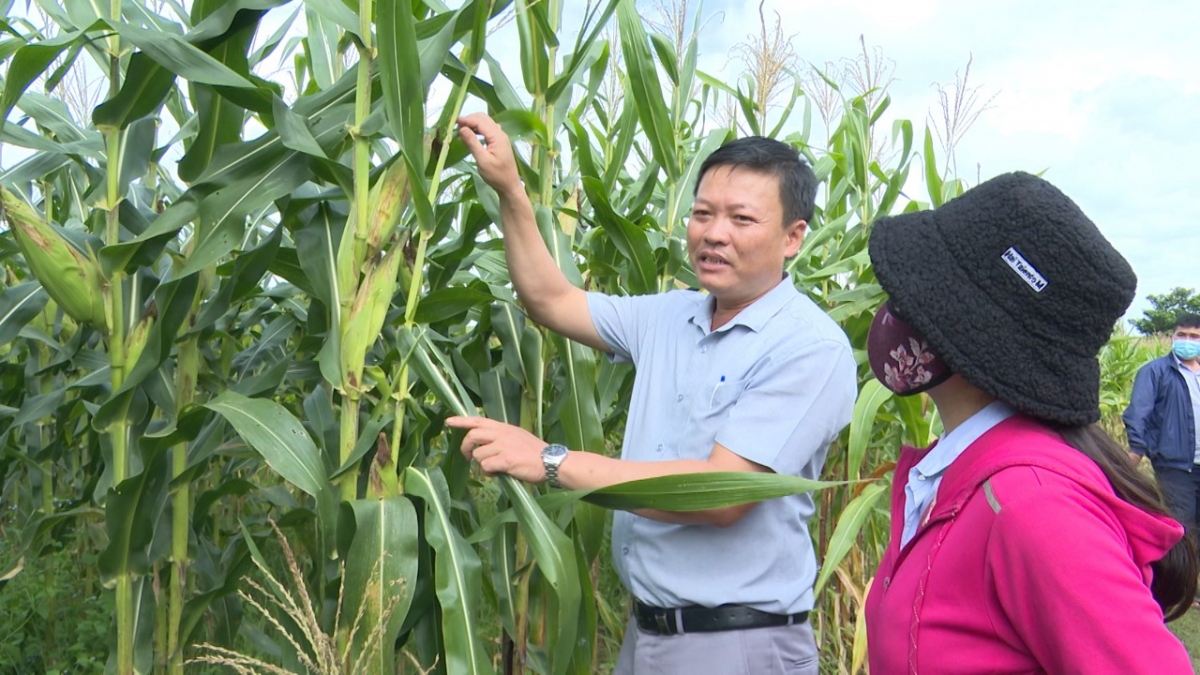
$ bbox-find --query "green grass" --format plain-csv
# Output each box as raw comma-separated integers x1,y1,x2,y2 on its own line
1169,608,1200,670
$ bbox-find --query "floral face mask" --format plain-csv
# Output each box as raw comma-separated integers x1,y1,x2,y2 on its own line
867,302,951,396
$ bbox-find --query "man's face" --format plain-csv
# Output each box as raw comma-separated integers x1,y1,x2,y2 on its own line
686,166,806,311
1173,326,1200,342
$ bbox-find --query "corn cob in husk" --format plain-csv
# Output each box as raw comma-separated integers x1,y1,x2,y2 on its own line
340,249,403,394
1,188,107,331
335,160,412,312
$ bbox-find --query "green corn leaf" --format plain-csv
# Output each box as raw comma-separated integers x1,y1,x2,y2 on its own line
271,95,329,159
0,27,90,126
0,282,48,347
179,154,309,277
491,302,528,383
403,467,495,675
413,285,496,325
117,118,156,195
304,4,341,90
813,482,888,596
300,0,359,36
847,378,892,480
479,367,520,425
13,390,66,427
581,176,656,295
93,274,200,430
18,93,88,143
544,0,618,105
378,0,423,160
206,391,327,497
178,85,253,182
107,21,256,89
582,471,843,511
339,497,420,674
98,451,171,580
615,0,679,180
92,51,178,128
924,126,944,207
417,7,459,93
489,518,520,640
397,326,473,417
513,0,550,96
648,32,679,87
498,476,580,675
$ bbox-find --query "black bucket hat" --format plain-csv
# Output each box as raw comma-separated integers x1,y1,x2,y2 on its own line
868,171,1136,426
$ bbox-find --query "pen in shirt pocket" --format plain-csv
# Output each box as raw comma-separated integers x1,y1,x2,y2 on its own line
709,375,726,409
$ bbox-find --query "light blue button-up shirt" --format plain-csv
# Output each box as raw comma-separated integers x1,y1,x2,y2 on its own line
900,401,1016,548
587,277,857,614
1170,355,1200,464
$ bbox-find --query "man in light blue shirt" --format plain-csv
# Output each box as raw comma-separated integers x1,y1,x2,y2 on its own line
449,113,856,675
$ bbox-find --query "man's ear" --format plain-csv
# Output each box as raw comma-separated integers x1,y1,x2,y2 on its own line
784,219,807,257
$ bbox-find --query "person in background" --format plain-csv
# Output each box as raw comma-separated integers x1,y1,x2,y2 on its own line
447,112,857,675
1124,313,1200,532
863,172,1196,674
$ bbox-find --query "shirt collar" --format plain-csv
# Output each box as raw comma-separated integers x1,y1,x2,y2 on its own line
689,275,797,334
914,401,1017,481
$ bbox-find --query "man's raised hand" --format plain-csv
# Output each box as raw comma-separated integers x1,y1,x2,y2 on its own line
456,113,523,197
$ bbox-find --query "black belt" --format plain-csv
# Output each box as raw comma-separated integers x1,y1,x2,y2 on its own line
634,601,808,635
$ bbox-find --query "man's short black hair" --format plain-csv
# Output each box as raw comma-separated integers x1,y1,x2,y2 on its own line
1175,313,1200,330
694,136,817,225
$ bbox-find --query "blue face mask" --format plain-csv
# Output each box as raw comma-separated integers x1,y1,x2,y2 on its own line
1173,339,1200,361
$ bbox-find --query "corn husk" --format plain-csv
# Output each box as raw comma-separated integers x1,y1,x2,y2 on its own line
1,188,107,330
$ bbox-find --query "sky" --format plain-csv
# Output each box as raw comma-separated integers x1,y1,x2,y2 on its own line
672,0,1200,323
5,0,1196,324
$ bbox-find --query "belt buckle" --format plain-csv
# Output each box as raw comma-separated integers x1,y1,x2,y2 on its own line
654,612,672,634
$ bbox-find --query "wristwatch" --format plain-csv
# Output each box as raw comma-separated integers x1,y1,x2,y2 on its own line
541,444,569,488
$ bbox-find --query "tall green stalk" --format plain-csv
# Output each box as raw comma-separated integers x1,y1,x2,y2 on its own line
168,328,201,675
99,0,134,668
336,0,375,504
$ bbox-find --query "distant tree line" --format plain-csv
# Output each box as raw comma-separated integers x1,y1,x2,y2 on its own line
1132,287,1200,335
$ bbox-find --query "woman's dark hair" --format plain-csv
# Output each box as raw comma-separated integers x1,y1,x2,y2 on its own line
1056,423,1198,621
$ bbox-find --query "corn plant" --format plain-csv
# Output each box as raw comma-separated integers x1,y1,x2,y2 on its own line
0,0,1001,673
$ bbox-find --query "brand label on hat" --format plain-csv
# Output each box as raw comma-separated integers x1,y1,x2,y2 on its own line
1002,247,1047,292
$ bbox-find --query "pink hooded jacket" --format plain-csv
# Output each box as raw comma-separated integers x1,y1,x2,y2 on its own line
865,415,1191,674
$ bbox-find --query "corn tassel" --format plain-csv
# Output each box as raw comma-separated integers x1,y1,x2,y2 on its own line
1,188,107,330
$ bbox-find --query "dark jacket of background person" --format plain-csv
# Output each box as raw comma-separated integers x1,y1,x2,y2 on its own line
1124,354,1197,471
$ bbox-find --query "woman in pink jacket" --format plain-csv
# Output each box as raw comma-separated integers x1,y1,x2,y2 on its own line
862,172,1197,674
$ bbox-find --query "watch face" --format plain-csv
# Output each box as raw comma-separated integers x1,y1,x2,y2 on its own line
544,443,568,459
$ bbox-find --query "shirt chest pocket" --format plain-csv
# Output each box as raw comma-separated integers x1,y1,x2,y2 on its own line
692,376,748,419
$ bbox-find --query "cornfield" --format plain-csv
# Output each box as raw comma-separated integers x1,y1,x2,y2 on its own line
0,0,1136,673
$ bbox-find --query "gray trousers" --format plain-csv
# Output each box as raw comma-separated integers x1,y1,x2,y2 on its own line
612,615,819,674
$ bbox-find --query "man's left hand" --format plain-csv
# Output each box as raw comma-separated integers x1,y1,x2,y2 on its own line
446,416,550,484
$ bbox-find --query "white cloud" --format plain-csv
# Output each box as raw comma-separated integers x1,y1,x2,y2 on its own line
689,0,1200,323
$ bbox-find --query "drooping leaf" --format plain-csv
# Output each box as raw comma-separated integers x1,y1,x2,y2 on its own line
205,391,327,497
403,468,495,675
499,475,581,675
108,21,256,88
